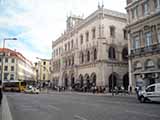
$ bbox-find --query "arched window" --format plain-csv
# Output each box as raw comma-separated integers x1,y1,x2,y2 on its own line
110,26,115,37
65,59,67,67
81,52,84,63
94,48,97,60
72,56,74,65
122,48,128,60
134,61,142,70
145,59,155,69
108,46,116,59
69,58,71,66
87,51,90,62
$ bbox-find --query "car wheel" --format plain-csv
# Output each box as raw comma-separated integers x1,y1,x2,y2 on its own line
140,96,146,103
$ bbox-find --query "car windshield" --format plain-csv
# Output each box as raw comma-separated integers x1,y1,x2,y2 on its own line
0,0,160,120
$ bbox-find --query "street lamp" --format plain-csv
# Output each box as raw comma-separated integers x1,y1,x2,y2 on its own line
1,38,17,86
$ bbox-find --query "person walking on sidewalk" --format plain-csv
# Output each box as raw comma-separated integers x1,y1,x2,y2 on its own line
0,81,3,105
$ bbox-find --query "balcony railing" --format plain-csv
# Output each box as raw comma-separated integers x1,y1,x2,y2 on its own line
130,43,160,57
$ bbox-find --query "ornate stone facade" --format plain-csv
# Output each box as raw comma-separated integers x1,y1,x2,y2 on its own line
51,6,128,92
126,0,160,88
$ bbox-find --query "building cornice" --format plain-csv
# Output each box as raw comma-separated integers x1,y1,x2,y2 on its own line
0,48,32,65
126,12,160,29
52,8,127,47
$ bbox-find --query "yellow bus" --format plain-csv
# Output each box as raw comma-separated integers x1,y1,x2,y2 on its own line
3,80,26,92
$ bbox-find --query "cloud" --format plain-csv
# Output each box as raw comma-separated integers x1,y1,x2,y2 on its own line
0,0,126,62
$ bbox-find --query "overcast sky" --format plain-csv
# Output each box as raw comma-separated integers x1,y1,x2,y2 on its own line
0,0,126,62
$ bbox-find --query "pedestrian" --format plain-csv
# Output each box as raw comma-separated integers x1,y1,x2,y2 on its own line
115,86,118,95
0,81,3,105
129,86,132,95
121,86,125,96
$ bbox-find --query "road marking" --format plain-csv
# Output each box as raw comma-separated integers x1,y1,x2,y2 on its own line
74,115,88,120
2,95,13,120
125,110,160,118
47,105,61,111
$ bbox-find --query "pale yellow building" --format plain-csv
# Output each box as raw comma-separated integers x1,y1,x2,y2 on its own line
35,59,51,82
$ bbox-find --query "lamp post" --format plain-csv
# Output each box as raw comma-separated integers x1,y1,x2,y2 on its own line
1,38,17,86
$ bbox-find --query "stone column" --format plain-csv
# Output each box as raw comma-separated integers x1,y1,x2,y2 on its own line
128,32,133,88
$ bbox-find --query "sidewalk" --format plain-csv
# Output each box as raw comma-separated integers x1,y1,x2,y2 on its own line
47,90,136,97
1,94,13,120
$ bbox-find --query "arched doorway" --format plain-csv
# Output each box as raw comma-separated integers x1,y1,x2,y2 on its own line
84,74,90,85
79,74,83,88
84,74,90,91
123,73,129,90
108,73,117,92
71,74,75,87
122,47,128,61
90,73,96,87
63,73,68,88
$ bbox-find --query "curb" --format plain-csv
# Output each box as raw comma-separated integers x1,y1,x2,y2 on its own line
48,91,136,97
2,95,13,120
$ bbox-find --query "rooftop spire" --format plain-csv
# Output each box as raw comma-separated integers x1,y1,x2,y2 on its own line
98,0,104,9
102,0,104,8
98,1,100,9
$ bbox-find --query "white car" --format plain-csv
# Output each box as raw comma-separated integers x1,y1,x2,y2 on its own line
24,87,40,94
138,83,160,103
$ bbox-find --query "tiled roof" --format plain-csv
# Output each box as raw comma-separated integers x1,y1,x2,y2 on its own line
0,48,32,65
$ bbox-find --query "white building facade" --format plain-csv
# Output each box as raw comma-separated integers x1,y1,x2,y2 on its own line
0,48,34,82
51,6,128,92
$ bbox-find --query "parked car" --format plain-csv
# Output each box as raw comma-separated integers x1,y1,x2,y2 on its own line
24,86,40,94
138,83,160,103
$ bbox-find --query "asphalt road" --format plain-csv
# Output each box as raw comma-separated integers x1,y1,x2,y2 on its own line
6,92,160,120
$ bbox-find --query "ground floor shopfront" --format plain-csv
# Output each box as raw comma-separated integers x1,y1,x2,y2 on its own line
130,54,160,88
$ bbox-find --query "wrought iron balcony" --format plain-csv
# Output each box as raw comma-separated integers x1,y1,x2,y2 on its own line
130,43,160,57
